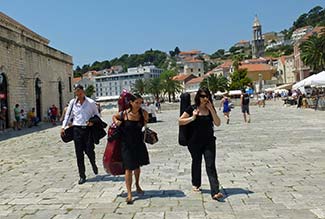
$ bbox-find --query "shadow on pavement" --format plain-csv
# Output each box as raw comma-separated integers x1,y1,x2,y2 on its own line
86,174,125,182
223,187,254,197
119,189,186,201
0,122,57,141
201,187,254,202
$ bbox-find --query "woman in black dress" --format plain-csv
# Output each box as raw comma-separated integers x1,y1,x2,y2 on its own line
112,94,149,204
179,87,224,201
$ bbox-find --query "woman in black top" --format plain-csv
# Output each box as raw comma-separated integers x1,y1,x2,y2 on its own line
179,87,224,201
112,94,149,204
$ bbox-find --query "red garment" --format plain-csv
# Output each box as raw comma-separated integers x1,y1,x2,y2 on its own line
50,106,58,116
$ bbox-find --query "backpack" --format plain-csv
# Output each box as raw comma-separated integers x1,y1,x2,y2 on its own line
178,92,193,146
118,89,132,112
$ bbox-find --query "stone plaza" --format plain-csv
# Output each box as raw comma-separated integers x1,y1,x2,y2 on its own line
0,101,325,219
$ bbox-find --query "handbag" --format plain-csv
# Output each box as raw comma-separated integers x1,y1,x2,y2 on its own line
61,99,75,143
143,127,158,144
61,126,74,143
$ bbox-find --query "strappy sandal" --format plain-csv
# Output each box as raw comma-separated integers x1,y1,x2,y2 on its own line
212,192,224,201
192,186,202,192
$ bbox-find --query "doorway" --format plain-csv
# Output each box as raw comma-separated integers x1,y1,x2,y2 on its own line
0,73,9,127
58,81,63,114
35,78,42,121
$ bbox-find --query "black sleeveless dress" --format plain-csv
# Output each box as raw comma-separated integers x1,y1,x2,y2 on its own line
120,116,150,170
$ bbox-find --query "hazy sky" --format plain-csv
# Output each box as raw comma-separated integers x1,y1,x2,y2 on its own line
1,0,323,68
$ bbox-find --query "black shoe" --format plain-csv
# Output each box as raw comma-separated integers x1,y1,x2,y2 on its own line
92,165,98,175
78,177,86,184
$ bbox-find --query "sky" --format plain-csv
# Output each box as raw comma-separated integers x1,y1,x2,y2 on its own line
1,0,324,68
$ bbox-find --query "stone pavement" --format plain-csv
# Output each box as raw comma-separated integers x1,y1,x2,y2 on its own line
0,101,325,219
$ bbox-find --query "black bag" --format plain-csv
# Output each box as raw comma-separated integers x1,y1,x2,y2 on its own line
61,126,74,143
143,127,158,145
107,111,124,142
178,92,192,146
61,100,75,143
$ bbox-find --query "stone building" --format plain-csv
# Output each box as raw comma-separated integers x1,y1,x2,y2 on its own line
251,16,265,58
0,12,73,127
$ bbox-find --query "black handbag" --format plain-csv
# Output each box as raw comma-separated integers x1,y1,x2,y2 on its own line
143,127,158,145
61,100,75,143
61,126,74,143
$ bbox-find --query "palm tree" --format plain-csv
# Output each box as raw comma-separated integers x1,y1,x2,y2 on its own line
300,29,325,73
232,54,244,72
200,74,229,94
131,79,146,95
160,70,182,102
146,78,162,100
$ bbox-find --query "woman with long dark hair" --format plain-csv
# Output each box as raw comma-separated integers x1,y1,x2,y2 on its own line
178,87,224,201
112,93,149,204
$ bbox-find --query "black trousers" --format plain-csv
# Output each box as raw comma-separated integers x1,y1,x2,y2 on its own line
73,126,96,179
188,141,220,196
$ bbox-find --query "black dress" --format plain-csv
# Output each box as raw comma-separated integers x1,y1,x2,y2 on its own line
120,115,150,170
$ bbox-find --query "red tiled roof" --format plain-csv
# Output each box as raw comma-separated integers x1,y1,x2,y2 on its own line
186,59,203,63
239,63,276,72
179,50,201,55
186,77,204,84
172,74,194,81
219,60,233,68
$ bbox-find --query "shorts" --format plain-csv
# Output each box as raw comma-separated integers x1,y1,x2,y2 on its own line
242,105,250,114
15,116,20,122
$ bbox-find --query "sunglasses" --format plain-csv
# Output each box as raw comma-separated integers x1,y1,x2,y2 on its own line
199,94,208,98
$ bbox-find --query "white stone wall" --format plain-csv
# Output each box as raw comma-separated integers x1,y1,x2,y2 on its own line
0,13,73,126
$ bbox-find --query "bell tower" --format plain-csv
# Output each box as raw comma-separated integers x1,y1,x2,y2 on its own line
252,15,265,58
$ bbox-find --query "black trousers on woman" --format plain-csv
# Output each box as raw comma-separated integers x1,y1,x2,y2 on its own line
73,126,97,179
188,141,220,196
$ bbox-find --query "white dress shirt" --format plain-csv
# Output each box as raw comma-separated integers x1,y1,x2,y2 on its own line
62,97,99,128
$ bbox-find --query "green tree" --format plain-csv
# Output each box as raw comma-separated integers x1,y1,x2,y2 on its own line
229,69,252,90
131,79,146,95
200,74,229,94
232,55,244,71
300,29,325,73
160,70,182,102
85,85,95,97
211,49,225,59
146,78,163,100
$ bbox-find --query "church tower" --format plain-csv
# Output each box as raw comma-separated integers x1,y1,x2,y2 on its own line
252,15,264,58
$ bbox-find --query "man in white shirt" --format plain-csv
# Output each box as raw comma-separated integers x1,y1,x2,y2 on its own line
61,84,100,184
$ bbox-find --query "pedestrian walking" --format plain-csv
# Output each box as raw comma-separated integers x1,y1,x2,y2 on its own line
241,91,251,123
60,84,100,185
13,104,21,130
219,94,231,124
179,87,224,201
112,93,150,204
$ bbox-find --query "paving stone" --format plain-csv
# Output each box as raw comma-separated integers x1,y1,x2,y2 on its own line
0,101,325,218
